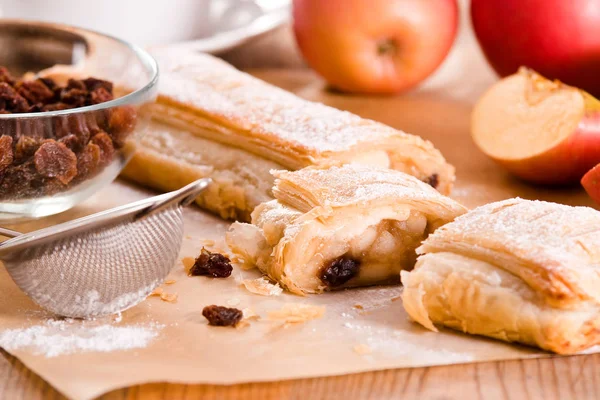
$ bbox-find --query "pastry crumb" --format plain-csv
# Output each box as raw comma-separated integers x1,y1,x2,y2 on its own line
391,296,402,302
242,277,283,296
148,287,164,297
181,257,195,272
353,344,372,355
353,304,364,310
160,292,178,303
164,280,176,285
235,320,251,329
268,303,325,324
227,297,241,306
242,308,260,321
201,239,216,246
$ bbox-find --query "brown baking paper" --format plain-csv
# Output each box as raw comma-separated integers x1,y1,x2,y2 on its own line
1,178,597,400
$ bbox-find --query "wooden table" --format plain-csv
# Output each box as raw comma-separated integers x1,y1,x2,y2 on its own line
3,22,600,400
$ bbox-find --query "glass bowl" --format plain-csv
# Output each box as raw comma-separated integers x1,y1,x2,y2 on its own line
0,20,158,221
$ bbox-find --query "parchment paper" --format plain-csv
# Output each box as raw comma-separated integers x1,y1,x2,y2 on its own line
1,179,594,400
2,23,599,397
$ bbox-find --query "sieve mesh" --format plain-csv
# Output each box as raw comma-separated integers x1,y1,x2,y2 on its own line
3,206,184,318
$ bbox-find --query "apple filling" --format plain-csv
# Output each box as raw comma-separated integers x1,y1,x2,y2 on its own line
316,212,429,289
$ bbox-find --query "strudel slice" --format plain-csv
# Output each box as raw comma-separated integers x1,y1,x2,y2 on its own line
121,48,455,221
226,164,466,294
402,198,600,354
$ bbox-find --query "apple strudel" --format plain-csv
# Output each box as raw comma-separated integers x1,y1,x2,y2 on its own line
226,164,466,294
120,48,455,221
401,198,600,354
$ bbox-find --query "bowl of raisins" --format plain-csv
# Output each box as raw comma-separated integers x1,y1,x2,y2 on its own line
0,20,159,220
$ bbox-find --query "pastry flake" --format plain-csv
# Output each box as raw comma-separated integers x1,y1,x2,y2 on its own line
267,303,325,324
241,277,283,296
226,164,466,294
121,48,455,221
402,198,600,354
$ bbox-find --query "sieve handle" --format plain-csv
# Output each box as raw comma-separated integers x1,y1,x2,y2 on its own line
136,178,212,219
0,227,21,238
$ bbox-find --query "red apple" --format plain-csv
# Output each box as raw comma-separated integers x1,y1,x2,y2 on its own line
471,0,600,97
292,0,459,94
472,68,600,185
582,164,600,204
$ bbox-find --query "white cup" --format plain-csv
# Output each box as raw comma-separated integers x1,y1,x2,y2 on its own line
0,0,267,47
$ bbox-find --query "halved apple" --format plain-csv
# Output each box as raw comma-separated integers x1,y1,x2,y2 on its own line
472,67,600,185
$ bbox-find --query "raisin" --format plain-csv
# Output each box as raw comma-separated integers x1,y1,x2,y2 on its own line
63,114,92,144
108,106,136,147
11,95,30,113
0,135,14,173
60,88,88,107
75,142,101,181
189,248,233,278
424,173,439,189
42,102,71,112
38,77,57,92
28,103,43,113
14,135,40,162
15,80,55,105
320,257,361,287
58,134,80,151
202,305,243,327
0,160,42,199
33,140,77,185
66,78,86,91
90,131,114,166
83,77,113,93
0,83,30,113
0,67,15,85
89,87,113,105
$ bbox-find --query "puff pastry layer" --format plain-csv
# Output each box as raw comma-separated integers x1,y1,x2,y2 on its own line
402,198,600,354
227,164,466,294
121,48,455,221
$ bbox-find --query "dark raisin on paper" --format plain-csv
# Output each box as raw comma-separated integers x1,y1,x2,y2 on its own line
424,173,439,189
189,248,233,278
202,305,243,327
320,257,361,287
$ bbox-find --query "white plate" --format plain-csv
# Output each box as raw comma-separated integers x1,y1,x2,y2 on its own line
171,6,290,54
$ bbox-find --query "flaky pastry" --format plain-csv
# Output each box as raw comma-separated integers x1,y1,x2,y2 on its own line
226,164,466,294
121,48,455,221
402,198,600,354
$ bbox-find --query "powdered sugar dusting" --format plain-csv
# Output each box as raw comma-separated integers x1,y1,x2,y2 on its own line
32,280,161,318
272,164,466,216
420,198,600,300
151,48,410,153
0,318,163,358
